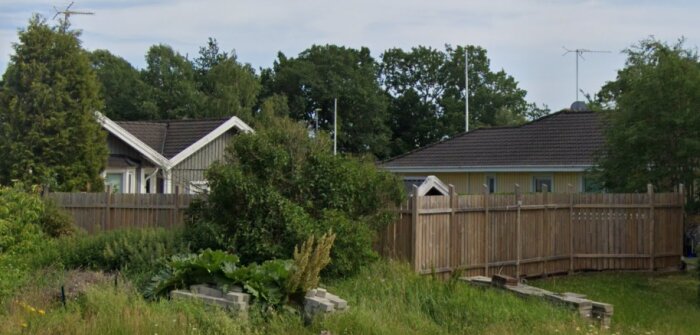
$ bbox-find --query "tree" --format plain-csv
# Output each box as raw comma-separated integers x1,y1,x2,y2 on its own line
194,38,260,120
185,115,404,276
90,49,158,120
0,16,107,191
141,44,204,119
260,45,391,158
380,45,545,156
594,38,700,206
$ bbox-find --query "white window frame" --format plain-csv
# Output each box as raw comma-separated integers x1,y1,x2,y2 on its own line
101,168,137,194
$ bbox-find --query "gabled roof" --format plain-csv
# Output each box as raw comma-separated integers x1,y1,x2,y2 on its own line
382,110,604,172
116,118,229,159
97,112,254,169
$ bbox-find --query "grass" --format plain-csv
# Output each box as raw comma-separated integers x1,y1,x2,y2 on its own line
1,260,697,334
533,271,700,335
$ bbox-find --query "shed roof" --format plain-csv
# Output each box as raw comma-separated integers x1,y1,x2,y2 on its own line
382,110,604,171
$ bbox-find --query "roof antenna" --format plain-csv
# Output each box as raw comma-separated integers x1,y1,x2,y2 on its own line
562,47,610,101
53,2,94,31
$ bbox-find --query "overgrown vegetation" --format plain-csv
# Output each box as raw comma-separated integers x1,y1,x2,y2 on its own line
535,271,700,335
185,116,404,277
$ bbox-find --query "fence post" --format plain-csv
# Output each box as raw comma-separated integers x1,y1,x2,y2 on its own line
411,185,421,272
515,184,522,278
105,187,112,231
647,183,655,271
449,184,457,272
483,184,490,277
568,184,574,275
679,183,685,258
542,184,549,277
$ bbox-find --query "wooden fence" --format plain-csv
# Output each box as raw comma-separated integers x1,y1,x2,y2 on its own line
377,184,685,278
48,191,199,233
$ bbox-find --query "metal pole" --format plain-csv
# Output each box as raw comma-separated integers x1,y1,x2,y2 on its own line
575,51,579,101
465,48,469,132
333,99,338,155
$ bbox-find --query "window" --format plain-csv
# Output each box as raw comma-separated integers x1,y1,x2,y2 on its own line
105,173,123,193
533,176,552,192
486,176,496,194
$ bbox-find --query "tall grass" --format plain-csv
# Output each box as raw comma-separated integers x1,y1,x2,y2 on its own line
535,271,700,335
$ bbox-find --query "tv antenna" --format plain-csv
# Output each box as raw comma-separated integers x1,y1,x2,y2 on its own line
562,47,610,101
53,2,94,30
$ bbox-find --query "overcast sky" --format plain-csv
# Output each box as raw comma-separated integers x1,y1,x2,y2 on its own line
1,0,698,110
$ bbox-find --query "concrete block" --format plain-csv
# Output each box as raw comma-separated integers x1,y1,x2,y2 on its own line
225,292,250,303
190,284,224,298
325,293,348,310
306,289,317,297
460,276,492,287
591,301,614,314
562,292,587,299
505,284,552,298
305,296,334,312
315,288,327,298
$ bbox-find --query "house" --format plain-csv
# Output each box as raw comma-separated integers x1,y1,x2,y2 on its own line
96,112,253,194
381,104,604,194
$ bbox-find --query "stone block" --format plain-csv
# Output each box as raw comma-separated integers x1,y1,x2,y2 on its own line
324,293,348,310
505,284,552,298
306,289,317,297
460,276,492,287
305,296,335,313
225,292,250,303
315,288,327,298
190,284,223,298
562,292,587,299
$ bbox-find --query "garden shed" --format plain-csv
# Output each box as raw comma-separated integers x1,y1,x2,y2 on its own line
402,175,450,196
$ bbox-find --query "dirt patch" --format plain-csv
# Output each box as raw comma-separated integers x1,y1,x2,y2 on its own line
58,270,115,301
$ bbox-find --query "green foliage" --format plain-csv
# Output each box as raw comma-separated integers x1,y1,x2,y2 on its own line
195,38,261,121
186,116,404,276
261,44,391,158
145,249,293,308
287,232,335,296
594,38,700,204
0,15,108,191
40,199,76,238
89,49,159,120
379,45,546,156
141,44,205,119
57,228,188,287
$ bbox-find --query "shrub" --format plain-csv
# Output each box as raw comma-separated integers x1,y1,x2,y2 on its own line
40,199,76,237
58,228,189,288
186,116,404,276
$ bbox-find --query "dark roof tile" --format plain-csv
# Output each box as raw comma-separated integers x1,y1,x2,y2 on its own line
382,111,604,168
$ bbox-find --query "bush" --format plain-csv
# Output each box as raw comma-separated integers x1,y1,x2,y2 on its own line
40,199,76,237
58,228,189,288
186,116,404,276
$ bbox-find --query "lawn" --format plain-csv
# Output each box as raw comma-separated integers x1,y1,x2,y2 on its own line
533,271,700,335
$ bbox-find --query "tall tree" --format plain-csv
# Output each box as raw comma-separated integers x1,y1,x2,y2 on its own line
90,49,158,120
380,45,542,156
594,38,700,205
194,38,260,120
260,45,391,158
0,16,107,191
142,44,203,119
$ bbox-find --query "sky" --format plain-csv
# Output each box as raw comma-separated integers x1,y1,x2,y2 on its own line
1,0,698,111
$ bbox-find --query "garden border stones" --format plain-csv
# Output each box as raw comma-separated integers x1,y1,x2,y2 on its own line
170,284,250,315
460,275,613,328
